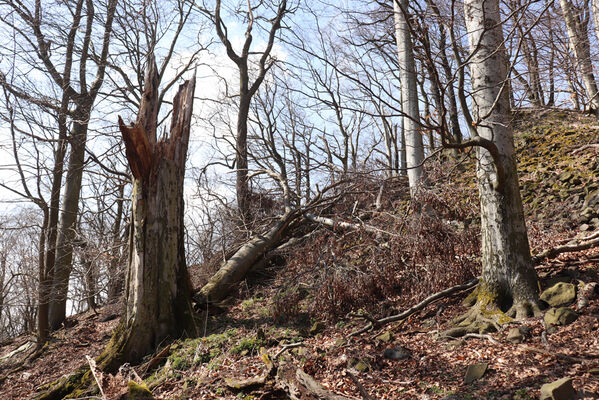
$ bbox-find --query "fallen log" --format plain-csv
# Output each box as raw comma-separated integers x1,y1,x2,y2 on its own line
195,210,300,304
295,369,353,400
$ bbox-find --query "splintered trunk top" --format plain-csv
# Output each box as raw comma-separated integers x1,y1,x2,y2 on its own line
114,58,197,363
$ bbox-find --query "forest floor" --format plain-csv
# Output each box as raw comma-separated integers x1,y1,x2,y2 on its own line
1,109,599,399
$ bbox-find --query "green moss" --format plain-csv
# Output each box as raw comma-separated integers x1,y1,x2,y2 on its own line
127,381,154,399
231,337,266,355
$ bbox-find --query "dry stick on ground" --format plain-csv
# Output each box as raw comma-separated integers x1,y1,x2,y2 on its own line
346,369,374,400
532,231,599,264
295,369,353,400
274,342,304,359
572,143,599,154
85,356,106,400
348,278,479,337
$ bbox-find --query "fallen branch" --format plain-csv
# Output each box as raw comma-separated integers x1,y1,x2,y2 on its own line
305,213,398,237
346,370,374,400
86,356,106,400
349,278,479,337
533,232,599,264
274,342,304,359
296,369,353,400
519,345,595,364
572,143,599,154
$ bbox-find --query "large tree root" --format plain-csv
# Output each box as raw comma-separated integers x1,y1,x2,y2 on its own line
443,292,542,338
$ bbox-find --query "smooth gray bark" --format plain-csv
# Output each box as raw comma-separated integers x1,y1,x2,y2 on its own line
393,0,424,192
560,0,599,117
464,0,539,316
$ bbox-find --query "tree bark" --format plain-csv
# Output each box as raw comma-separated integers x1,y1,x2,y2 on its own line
560,0,599,117
99,59,197,367
195,210,298,303
463,0,540,319
393,0,424,192
49,107,91,329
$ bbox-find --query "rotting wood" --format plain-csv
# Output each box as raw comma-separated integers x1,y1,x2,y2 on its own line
295,369,352,400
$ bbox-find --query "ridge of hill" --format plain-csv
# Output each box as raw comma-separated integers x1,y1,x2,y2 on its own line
0,110,598,400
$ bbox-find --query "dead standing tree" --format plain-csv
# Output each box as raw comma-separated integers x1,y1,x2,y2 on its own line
107,60,198,364
33,59,198,399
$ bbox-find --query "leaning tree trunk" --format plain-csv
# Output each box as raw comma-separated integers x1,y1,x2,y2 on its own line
560,0,599,118
195,210,298,304
393,0,424,192
446,0,541,337
98,60,197,369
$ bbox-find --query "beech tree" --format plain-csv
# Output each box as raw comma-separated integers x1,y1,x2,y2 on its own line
199,0,289,221
559,0,599,117
446,0,541,336
393,0,424,192
102,59,198,365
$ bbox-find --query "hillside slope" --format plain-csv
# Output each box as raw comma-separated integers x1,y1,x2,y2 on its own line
1,110,598,399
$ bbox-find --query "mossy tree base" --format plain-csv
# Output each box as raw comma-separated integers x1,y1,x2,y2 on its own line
443,285,542,338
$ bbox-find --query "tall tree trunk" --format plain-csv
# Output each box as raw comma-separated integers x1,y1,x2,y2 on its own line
107,183,126,301
38,114,68,343
98,59,197,367
560,0,599,117
393,0,424,192
447,0,541,336
49,105,91,330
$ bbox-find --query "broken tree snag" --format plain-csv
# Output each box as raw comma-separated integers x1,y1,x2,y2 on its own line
100,62,198,369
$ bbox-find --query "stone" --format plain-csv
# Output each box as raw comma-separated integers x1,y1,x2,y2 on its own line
383,346,411,360
309,321,325,336
518,325,532,337
354,360,369,372
540,282,577,307
580,224,590,232
506,327,524,343
376,331,393,343
464,363,487,384
559,171,572,182
544,307,578,326
127,381,154,399
540,377,576,400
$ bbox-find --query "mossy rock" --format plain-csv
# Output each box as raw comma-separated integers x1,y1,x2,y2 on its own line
127,381,154,399
544,307,578,326
309,321,325,336
540,282,576,307
375,331,393,343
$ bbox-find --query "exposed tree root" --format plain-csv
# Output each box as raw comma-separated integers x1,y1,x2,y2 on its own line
442,297,542,338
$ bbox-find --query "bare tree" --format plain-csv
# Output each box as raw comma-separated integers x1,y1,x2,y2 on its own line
394,0,424,192
199,0,290,220
445,0,541,336
559,0,599,117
